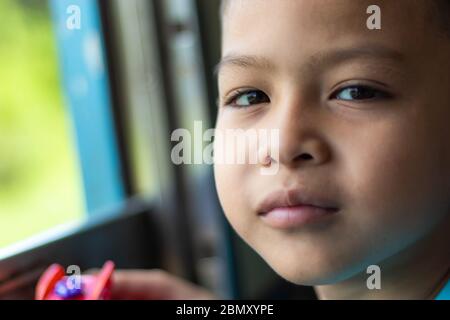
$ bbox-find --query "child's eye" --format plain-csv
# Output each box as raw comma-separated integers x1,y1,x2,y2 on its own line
225,89,270,108
330,85,391,101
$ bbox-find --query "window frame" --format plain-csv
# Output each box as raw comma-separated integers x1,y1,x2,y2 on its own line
49,0,127,215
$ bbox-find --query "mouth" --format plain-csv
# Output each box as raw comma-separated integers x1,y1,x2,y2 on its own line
257,188,340,229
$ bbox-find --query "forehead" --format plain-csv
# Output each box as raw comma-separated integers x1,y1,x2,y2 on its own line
222,0,430,59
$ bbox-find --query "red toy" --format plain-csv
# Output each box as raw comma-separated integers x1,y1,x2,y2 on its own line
35,261,115,300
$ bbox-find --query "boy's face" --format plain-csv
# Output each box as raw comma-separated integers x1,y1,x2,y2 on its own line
214,0,450,285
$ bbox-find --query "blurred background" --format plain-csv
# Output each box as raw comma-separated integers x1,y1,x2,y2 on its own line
0,0,316,299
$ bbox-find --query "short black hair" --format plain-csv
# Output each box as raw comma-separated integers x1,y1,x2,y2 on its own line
220,0,450,37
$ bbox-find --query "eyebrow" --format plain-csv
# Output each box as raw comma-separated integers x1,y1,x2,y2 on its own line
215,45,405,76
215,54,274,75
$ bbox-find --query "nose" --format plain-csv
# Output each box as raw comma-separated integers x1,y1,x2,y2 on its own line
269,97,331,169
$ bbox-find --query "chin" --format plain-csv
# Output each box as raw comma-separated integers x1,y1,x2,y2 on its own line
258,248,361,286
271,263,341,286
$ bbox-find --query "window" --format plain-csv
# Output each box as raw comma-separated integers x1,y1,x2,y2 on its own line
0,0,172,300
0,0,84,248
0,0,126,251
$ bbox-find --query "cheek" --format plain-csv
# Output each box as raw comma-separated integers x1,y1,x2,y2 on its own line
213,162,253,232
342,116,450,242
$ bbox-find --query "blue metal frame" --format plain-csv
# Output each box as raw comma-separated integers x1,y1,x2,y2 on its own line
49,0,125,214
435,279,450,300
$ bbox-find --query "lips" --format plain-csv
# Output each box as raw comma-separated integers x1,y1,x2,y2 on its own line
257,188,340,229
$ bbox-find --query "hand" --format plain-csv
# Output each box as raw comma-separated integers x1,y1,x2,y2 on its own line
110,269,218,300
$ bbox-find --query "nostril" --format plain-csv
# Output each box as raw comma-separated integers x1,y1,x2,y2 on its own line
300,153,313,160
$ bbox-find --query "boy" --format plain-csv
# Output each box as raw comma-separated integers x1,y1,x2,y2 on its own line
111,0,450,299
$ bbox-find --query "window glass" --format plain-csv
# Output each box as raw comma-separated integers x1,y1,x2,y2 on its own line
0,0,84,248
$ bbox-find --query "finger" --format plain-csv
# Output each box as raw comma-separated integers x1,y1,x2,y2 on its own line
84,268,99,275
111,270,173,300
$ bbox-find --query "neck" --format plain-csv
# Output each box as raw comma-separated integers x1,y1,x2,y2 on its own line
314,216,450,300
